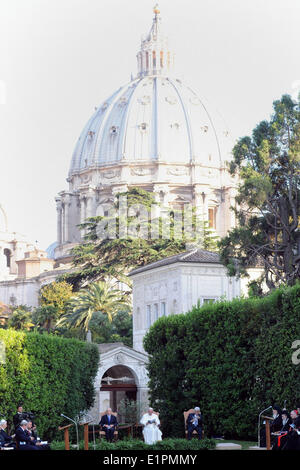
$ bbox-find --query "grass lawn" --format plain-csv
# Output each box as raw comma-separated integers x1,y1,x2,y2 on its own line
213,439,257,450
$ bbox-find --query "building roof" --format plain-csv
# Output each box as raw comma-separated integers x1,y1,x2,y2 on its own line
97,342,148,359
98,342,125,354
129,248,221,276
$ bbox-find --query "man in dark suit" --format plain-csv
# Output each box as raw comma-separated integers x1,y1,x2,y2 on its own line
99,408,118,442
26,420,50,450
15,420,40,450
187,407,203,440
0,419,15,449
13,403,24,431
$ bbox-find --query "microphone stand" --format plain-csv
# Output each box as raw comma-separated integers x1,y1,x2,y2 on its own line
258,405,272,447
61,414,79,450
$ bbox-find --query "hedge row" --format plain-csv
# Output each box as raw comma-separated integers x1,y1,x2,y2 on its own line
144,284,300,439
0,329,99,439
51,437,216,451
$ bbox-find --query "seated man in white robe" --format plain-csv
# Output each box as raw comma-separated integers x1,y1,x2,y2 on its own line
140,407,162,445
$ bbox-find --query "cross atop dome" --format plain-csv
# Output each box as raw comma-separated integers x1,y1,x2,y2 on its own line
136,5,175,77
153,3,160,15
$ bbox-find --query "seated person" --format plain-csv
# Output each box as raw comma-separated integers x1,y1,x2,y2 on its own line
187,407,203,440
15,420,41,451
0,419,15,449
282,410,300,450
280,410,291,432
272,410,291,450
273,410,300,450
140,407,162,445
270,405,283,433
99,408,118,443
295,404,300,428
26,421,50,450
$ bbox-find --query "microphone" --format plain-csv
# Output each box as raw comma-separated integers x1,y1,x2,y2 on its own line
60,413,79,450
258,405,272,447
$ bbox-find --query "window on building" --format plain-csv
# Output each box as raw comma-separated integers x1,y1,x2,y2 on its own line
146,305,151,328
208,207,216,229
203,298,216,305
4,249,11,268
152,51,156,69
136,307,141,330
160,51,163,68
160,301,166,316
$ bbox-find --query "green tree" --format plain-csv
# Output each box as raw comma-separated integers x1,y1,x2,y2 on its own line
219,95,300,289
7,305,34,331
198,220,219,251
39,281,73,316
57,281,129,331
88,308,132,346
60,187,208,289
32,305,59,333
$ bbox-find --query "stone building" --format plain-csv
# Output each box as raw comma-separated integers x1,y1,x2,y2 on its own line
0,204,67,308
129,248,263,354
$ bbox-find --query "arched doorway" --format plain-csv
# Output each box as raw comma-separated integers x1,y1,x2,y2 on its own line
100,365,137,415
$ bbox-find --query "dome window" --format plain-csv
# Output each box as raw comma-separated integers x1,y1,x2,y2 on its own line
88,131,95,139
139,122,148,132
165,96,177,105
190,96,201,105
119,96,127,105
4,248,11,268
201,125,209,133
171,122,180,130
110,126,118,135
138,95,150,105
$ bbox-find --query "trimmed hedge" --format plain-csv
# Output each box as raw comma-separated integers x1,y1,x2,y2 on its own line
144,284,300,440
50,437,216,451
0,329,99,439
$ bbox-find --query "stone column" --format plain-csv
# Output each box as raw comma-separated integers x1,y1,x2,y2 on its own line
64,195,71,243
86,191,95,220
193,186,206,243
153,184,170,240
55,198,63,245
79,195,86,239
194,186,205,221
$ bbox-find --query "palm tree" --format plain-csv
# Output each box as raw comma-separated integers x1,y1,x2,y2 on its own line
57,281,129,332
33,305,58,333
7,306,34,331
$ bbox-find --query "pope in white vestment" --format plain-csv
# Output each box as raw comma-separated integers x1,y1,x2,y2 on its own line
140,408,162,444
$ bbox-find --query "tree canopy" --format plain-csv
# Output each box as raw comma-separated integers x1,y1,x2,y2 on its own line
60,187,218,289
219,95,300,290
